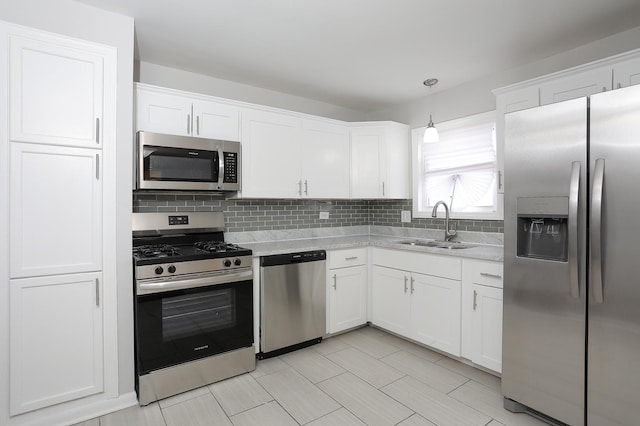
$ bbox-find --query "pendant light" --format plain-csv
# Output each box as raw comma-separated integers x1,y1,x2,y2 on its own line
423,78,439,143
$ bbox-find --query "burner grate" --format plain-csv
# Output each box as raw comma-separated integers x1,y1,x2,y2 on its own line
135,244,181,259
194,241,242,253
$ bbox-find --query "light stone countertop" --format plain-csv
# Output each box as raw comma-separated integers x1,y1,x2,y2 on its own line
233,231,503,262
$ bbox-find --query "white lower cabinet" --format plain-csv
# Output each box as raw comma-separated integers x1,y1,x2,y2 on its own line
410,272,461,356
10,273,104,415
461,259,503,373
371,249,462,356
371,266,411,336
328,248,367,334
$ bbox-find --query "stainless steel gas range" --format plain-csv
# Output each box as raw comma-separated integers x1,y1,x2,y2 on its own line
132,212,255,406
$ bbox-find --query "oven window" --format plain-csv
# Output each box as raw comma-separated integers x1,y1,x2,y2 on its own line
162,289,235,341
144,146,218,182
135,280,253,374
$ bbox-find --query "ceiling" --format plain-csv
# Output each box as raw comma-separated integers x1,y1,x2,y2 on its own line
76,0,640,112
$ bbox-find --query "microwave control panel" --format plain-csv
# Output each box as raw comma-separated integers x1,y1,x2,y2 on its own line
223,152,238,183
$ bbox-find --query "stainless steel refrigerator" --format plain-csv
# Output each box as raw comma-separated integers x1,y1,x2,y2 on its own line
503,83,640,426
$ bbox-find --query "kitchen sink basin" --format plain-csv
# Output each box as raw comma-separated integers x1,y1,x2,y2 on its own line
396,240,475,250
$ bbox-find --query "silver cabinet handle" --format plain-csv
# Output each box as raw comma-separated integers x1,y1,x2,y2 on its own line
473,290,477,310
404,276,408,293
304,180,308,195
95,278,100,307
345,256,358,261
591,159,605,304
410,276,415,294
382,181,385,197
333,274,337,290
187,114,191,134
96,154,100,179
298,180,302,196
95,118,100,143
498,170,502,191
568,161,580,299
480,272,502,279
196,115,200,135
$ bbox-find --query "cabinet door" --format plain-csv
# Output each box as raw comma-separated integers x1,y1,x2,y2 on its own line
241,109,302,198
371,266,411,337
471,284,503,372
301,120,350,199
329,265,367,334
10,273,103,415
495,86,539,194
613,57,640,89
9,33,104,147
136,88,193,136
411,272,461,356
10,143,102,278
540,67,612,105
382,124,410,198
192,100,240,141
351,127,383,198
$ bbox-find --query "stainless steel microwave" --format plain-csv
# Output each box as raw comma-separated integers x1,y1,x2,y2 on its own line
136,131,241,192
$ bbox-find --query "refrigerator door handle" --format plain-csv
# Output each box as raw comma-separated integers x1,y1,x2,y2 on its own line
591,158,605,304
568,161,580,299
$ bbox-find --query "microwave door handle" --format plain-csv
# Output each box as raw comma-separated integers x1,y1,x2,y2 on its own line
591,158,605,304
218,147,224,189
568,161,580,299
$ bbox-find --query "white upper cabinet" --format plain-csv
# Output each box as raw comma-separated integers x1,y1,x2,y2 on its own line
9,32,109,148
350,122,410,199
10,143,102,278
136,84,240,141
540,67,612,105
241,108,302,198
192,99,240,141
241,109,351,199
136,88,193,136
301,119,350,199
613,56,640,89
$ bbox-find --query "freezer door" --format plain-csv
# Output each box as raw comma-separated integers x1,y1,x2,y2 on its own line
503,98,587,426
588,84,640,425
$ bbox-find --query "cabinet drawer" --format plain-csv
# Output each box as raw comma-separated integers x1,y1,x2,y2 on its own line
328,248,367,268
470,261,503,288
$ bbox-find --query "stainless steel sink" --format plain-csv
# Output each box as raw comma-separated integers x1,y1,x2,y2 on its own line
396,240,475,250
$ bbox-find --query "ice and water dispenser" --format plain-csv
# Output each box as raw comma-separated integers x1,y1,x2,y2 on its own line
516,197,568,262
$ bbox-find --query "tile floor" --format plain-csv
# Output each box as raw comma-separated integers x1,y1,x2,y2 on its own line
75,326,547,426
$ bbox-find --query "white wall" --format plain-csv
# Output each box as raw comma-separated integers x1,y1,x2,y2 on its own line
368,25,640,127
0,0,135,404
138,61,368,122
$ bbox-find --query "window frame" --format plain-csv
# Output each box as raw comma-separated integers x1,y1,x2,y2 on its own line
411,111,504,220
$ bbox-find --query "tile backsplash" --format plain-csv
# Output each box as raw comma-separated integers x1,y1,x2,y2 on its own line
133,194,503,233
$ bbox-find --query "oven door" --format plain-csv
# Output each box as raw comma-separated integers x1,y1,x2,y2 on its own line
135,274,253,374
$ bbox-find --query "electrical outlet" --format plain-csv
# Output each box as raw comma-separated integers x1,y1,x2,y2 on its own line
401,210,411,223
319,211,330,220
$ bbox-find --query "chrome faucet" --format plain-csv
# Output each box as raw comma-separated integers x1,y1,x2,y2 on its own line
431,201,457,242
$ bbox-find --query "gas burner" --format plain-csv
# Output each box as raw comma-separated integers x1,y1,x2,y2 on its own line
135,244,181,259
194,241,241,253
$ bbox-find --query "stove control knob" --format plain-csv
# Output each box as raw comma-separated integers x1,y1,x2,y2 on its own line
168,265,176,273
234,258,242,266
223,259,232,267
154,266,164,275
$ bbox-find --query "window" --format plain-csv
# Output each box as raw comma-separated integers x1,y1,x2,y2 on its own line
412,111,503,220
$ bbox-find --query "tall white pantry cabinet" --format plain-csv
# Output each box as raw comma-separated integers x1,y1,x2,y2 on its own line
1,22,119,421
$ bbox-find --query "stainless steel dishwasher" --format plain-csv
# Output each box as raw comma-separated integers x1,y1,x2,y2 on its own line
259,250,326,357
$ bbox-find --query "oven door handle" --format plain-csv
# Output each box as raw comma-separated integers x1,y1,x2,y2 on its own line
137,269,253,295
